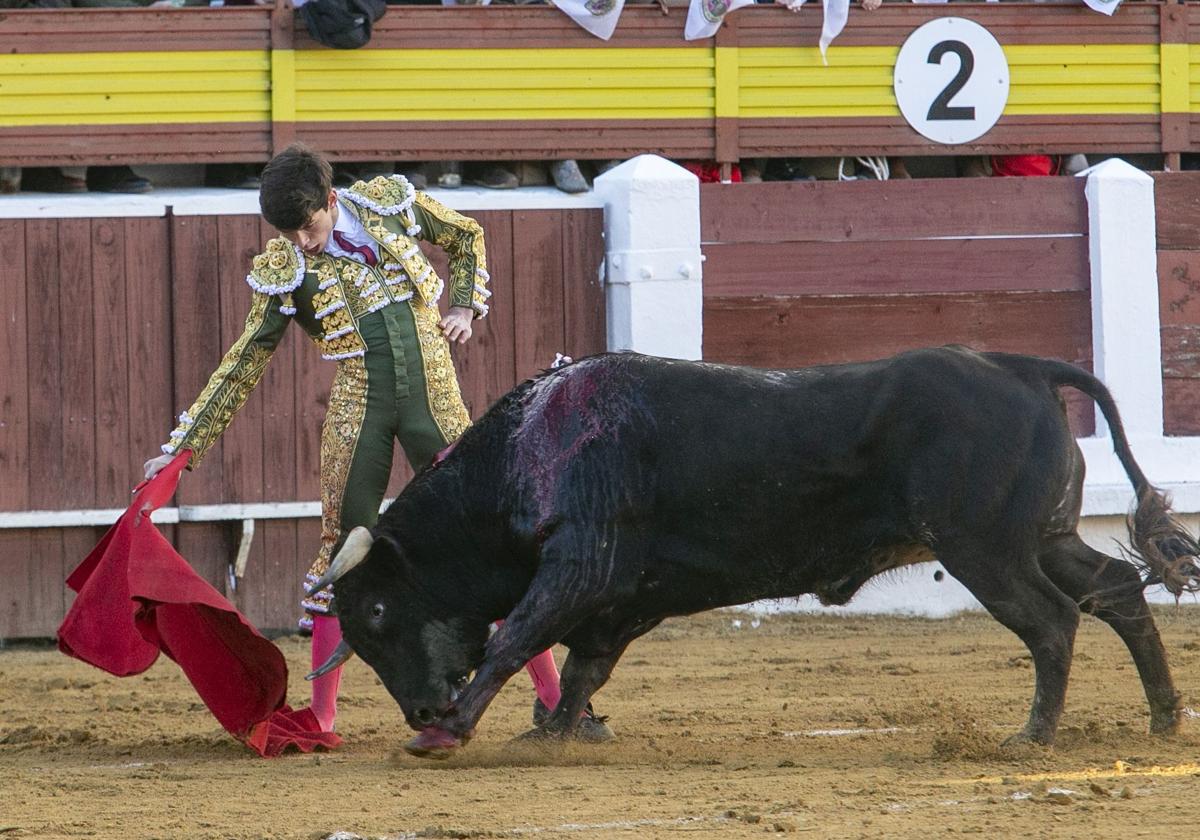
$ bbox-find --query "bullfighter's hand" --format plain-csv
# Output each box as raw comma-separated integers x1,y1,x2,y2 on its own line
440,306,474,345
861,0,882,10
143,453,175,483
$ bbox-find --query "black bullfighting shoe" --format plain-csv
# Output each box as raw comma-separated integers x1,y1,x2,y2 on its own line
532,699,616,743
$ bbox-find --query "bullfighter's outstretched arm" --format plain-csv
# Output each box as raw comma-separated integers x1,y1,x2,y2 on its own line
158,240,298,469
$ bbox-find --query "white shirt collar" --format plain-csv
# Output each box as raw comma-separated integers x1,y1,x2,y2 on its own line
325,198,377,263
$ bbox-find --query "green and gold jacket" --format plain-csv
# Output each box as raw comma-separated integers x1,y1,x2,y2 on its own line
162,175,490,467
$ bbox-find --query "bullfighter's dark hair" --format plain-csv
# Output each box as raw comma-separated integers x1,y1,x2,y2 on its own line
259,142,334,232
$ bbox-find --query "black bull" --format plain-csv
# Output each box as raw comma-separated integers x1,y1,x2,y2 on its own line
310,347,1200,757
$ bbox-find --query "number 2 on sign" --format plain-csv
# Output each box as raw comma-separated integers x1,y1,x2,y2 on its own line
926,40,975,122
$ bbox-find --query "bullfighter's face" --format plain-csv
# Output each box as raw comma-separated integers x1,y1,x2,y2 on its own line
334,543,490,732
280,190,338,258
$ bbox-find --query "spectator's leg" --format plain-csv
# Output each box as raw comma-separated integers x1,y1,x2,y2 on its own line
436,161,463,190
88,165,152,194
468,162,519,190
0,167,20,194
204,163,262,190
21,166,87,193
516,161,550,187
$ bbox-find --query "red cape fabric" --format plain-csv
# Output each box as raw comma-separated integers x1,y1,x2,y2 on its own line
58,452,340,756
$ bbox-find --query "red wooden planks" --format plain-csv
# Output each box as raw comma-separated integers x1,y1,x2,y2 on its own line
512,210,567,383
0,221,29,512
562,208,607,360
91,219,131,507
702,237,1089,297
170,214,225,506
700,178,1088,244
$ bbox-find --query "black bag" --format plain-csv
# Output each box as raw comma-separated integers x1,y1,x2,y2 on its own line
299,0,387,50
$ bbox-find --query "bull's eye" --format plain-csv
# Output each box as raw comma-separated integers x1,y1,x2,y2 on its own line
371,602,385,618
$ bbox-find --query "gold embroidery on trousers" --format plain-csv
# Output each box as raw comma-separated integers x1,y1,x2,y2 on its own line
410,300,471,444
301,356,369,615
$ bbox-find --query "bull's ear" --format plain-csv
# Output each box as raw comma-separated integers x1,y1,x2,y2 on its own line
372,532,406,565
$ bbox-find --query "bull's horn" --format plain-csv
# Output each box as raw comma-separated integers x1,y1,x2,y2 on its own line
307,526,374,594
305,639,355,681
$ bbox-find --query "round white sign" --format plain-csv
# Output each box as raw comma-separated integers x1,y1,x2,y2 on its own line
893,17,1010,145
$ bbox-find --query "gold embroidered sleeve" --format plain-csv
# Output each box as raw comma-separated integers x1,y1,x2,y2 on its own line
162,292,291,468
411,192,491,318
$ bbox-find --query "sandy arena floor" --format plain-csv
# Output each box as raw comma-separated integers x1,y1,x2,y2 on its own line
4,607,1200,839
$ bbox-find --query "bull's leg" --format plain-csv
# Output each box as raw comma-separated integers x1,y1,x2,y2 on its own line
940,542,1081,745
1038,534,1182,734
413,559,615,751
527,647,624,739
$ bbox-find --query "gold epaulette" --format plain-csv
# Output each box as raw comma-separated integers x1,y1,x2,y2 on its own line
246,237,305,296
342,175,418,221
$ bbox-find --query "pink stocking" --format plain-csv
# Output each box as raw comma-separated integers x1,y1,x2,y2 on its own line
310,615,344,732
494,619,562,711
524,648,562,712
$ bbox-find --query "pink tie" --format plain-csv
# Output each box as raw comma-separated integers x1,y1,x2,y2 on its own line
332,230,377,267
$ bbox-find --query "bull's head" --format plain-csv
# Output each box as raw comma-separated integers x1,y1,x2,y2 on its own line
307,526,490,731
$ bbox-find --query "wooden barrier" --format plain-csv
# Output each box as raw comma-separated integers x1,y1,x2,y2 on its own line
0,3,1196,168
0,203,605,637
699,172,1200,440
1154,171,1200,436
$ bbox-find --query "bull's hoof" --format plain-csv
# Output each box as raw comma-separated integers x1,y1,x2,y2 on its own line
513,714,616,745
403,727,463,759
1150,713,1182,736
1000,730,1052,749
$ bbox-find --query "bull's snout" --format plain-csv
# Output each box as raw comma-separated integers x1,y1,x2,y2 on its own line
413,707,439,728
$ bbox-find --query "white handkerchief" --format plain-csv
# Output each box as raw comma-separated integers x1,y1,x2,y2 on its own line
1081,0,1121,16
820,0,850,59
552,0,626,41
685,0,755,41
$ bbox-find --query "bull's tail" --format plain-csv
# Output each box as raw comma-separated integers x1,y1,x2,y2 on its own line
1031,358,1200,597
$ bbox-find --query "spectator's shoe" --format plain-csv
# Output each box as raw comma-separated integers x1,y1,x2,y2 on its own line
471,165,519,190
516,161,550,187
550,159,589,194
532,698,616,743
88,165,152,194
22,167,87,194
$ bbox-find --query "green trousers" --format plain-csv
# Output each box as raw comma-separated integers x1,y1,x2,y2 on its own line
300,300,471,622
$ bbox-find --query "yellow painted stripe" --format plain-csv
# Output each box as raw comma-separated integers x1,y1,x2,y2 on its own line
944,762,1200,788
0,43,1195,127
1161,42,1189,114
0,50,270,126
295,47,715,71
298,69,714,91
272,48,295,123
714,46,739,119
0,51,269,74
293,47,715,120
738,43,1166,119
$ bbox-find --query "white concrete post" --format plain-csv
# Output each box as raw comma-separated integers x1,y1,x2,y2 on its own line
1081,158,1164,440
593,154,703,360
